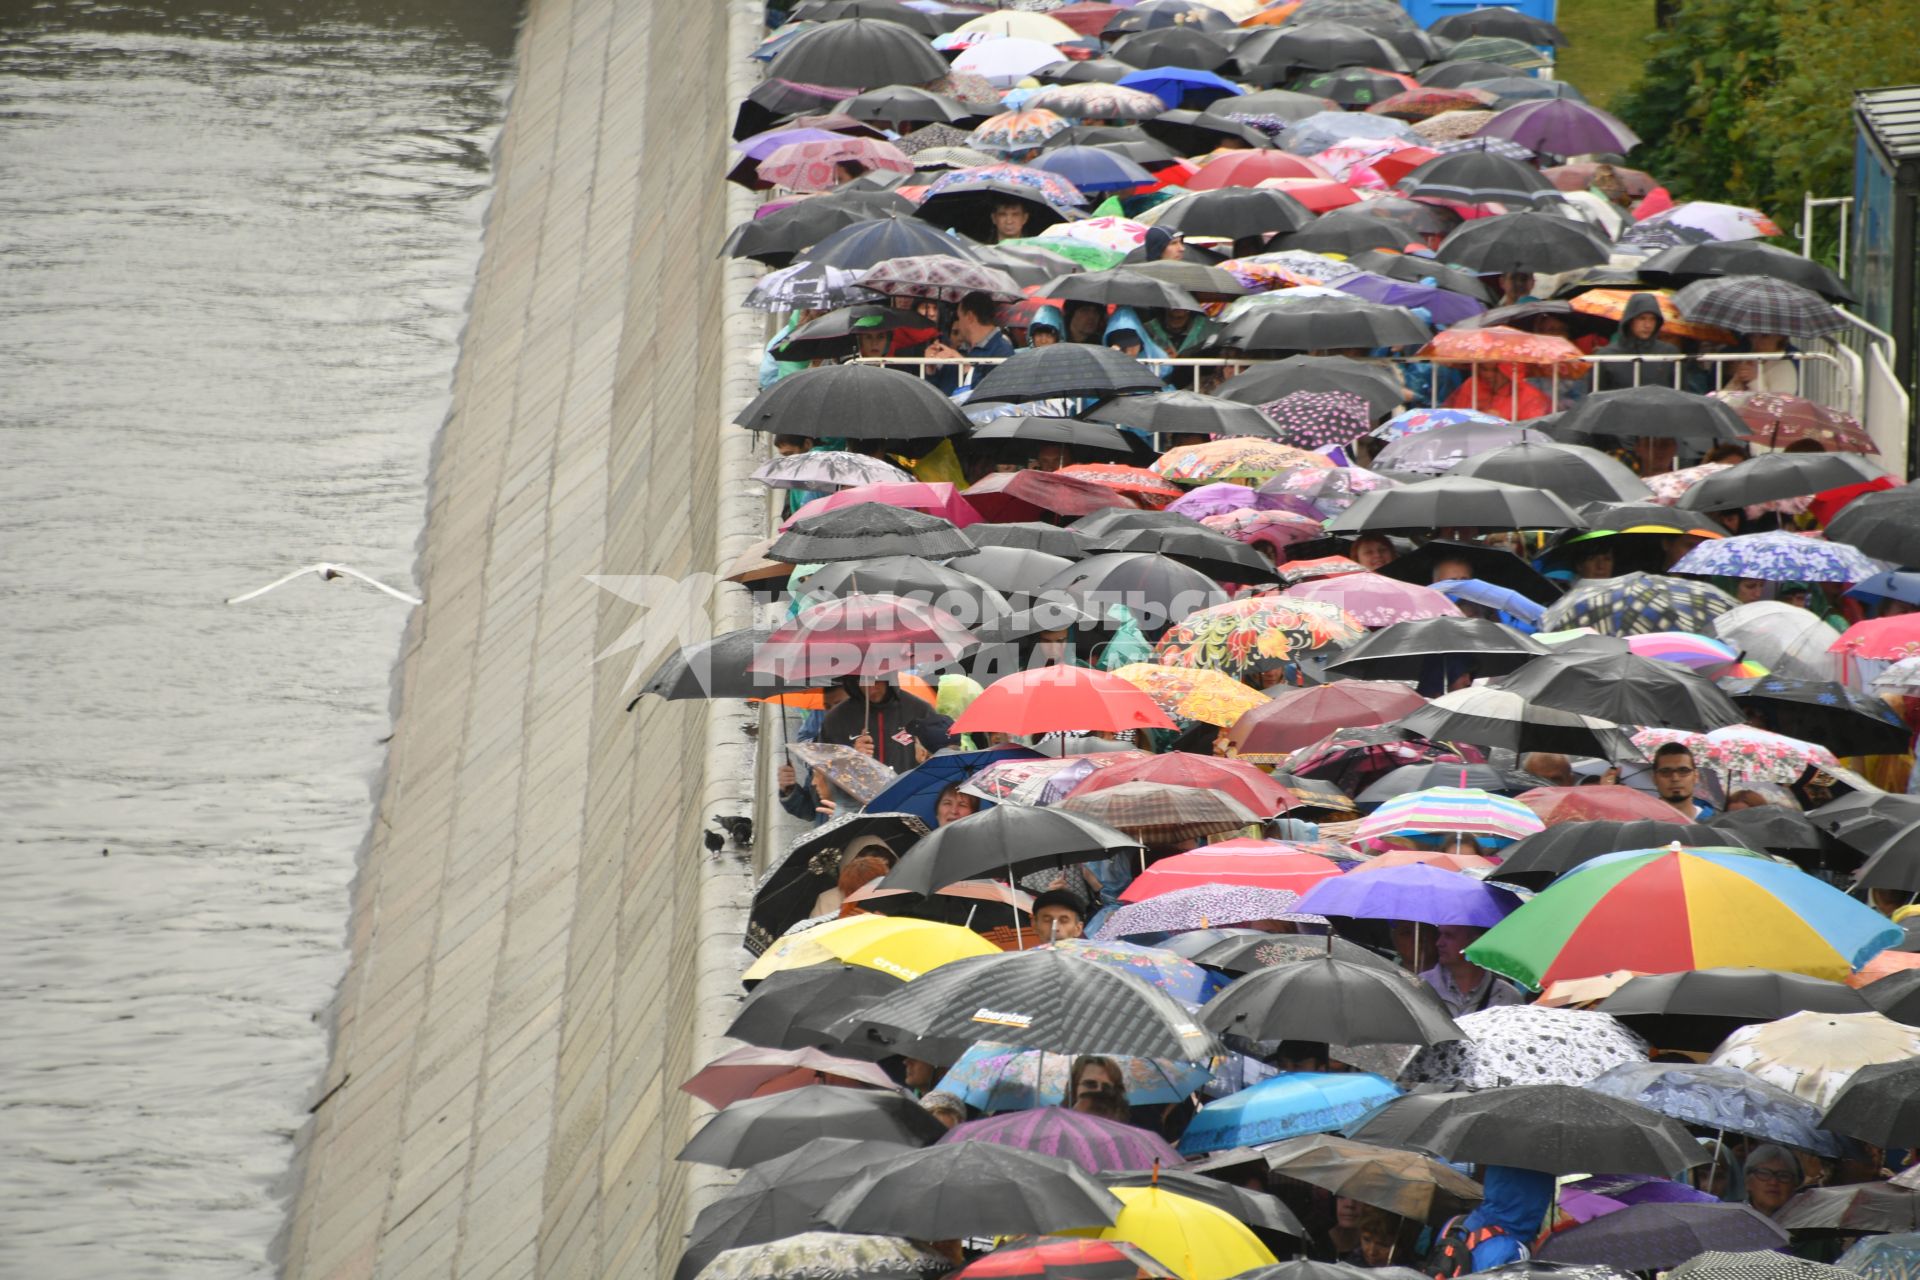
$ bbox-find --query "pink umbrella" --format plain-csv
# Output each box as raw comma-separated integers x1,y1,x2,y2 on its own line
1279,573,1465,628
757,137,914,193
782,481,984,528
680,1045,897,1108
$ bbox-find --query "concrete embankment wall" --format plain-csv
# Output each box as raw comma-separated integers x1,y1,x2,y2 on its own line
280,0,765,1272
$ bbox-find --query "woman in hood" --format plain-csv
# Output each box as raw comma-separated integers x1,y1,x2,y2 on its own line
1592,292,1684,391
1105,305,1174,381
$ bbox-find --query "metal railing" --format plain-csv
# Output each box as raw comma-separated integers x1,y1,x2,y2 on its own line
1800,192,1854,277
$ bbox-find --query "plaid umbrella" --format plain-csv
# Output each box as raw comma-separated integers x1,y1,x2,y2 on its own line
1670,532,1885,584
1058,781,1261,845
1153,596,1366,681
758,137,913,192
1259,390,1375,450
1626,725,1837,785
745,261,877,311
1094,885,1324,939
937,1043,1213,1110
1539,572,1739,638
858,255,1024,302
1716,391,1879,454
1402,1006,1651,1089
941,1106,1185,1173
1027,82,1170,121
1353,785,1545,843
1152,439,1335,485
971,108,1072,153
1109,663,1271,728
1675,275,1844,340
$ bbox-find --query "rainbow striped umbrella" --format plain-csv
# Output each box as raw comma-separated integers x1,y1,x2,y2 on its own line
1624,632,1741,672
1354,786,1546,844
1466,844,1905,990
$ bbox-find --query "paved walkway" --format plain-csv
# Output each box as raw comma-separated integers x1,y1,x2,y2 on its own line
280,0,764,1272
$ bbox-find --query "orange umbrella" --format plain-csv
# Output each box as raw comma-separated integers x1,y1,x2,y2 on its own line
1570,288,1736,344
1240,0,1302,25
1057,463,1184,501
1420,325,1589,375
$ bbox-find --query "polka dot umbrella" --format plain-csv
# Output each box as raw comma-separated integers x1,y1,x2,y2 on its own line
1258,389,1375,451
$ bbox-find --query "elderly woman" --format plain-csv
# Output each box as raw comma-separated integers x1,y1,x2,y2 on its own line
1744,1144,1802,1216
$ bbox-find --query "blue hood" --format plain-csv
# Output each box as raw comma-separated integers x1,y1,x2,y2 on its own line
1463,1164,1555,1241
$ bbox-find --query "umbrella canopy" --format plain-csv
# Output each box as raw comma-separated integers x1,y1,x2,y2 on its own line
1227,682,1429,760
882,803,1141,896
1677,451,1886,511
1723,674,1913,755
1070,753,1302,820
766,18,953,89
1434,209,1611,273
1095,884,1327,940
1154,187,1316,239
835,947,1220,1064
726,964,906,1051
1820,1058,1920,1148
1327,476,1586,534
968,343,1165,403
1066,1185,1276,1280
1396,686,1638,759
1597,969,1872,1055
1296,863,1520,928
1675,275,1845,340
951,1237,1172,1279
1259,1134,1482,1221
1714,600,1846,682
1537,1203,1786,1271
1495,651,1743,733
819,1141,1124,1240
1671,1253,1862,1280
1257,390,1386,452
1384,1084,1710,1177
1780,1183,1920,1235
737,361,973,438
1641,240,1855,303
1708,1010,1920,1108
1180,1072,1403,1156
951,666,1179,736
1399,152,1565,207
1468,846,1906,991
1353,786,1545,844
696,1233,954,1280
676,1084,947,1167
1479,99,1639,156
937,1042,1213,1111
1372,420,1552,475
743,915,1001,985
1203,955,1464,1047
1493,821,1721,891
1539,572,1738,638
1323,616,1547,681
1402,1005,1649,1089
941,1105,1185,1174
748,812,931,953
1449,442,1652,506
1038,552,1231,636
1551,385,1749,445
1672,530,1886,584
1093,527,1275,584
1280,573,1462,628
1152,438,1336,486
751,592,974,681
1723,391,1881,455
1588,1061,1841,1156
1153,595,1366,682
681,1045,897,1108
1059,781,1261,845
1120,841,1345,901
1092,391,1278,441
962,470,1140,523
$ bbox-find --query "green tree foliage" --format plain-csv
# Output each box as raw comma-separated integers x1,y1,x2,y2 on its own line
1616,0,1920,217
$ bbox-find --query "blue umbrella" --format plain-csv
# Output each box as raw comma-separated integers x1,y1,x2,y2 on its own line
1179,1071,1402,1154
1846,570,1920,607
1428,577,1546,625
937,1043,1213,1110
862,745,1040,826
1295,863,1521,927
1027,146,1158,194
1668,531,1885,584
1118,67,1245,110
1840,1233,1920,1280
1583,1061,1842,1157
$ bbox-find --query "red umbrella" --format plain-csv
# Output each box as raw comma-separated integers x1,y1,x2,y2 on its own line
1227,680,1429,758
1367,146,1442,186
954,1236,1170,1279
1717,391,1879,454
1515,785,1684,825
1279,573,1464,628
962,468,1140,521
1045,2,1124,36
1258,177,1363,212
680,1045,897,1108
1064,750,1301,817
1119,840,1344,901
952,666,1178,734
752,592,976,681
1185,150,1333,190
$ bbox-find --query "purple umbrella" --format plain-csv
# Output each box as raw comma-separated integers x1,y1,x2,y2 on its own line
1478,99,1642,159
734,127,848,161
1295,863,1520,927
1335,271,1487,328
1095,886,1327,940
938,1104,1185,1173
1536,1202,1786,1271
1165,482,1315,522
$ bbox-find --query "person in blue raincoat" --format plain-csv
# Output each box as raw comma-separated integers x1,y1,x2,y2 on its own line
1104,306,1173,384
1455,1165,1554,1269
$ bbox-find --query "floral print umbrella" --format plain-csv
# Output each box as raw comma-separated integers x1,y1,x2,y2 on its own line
1027,82,1169,120
1153,438,1335,485
757,137,914,192
1222,248,1363,289
1368,87,1497,120
1039,214,1151,255
922,161,1087,208
963,750,1154,806
1258,390,1375,450
1400,1006,1650,1090
1264,463,1399,516
1047,937,1221,1000
1643,463,1812,518
1281,573,1465,627
1055,463,1182,499
745,261,877,312
1371,406,1510,443
1280,726,1482,795
1669,532,1886,584
697,1233,957,1280
969,107,1072,153
857,255,1026,302
1095,885,1325,939
1420,325,1589,374
1200,508,1328,554
1716,391,1879,454
1153,595,1365,681
1627,725,1838,784
1111,662,1271,728
752,450,914,490
937,1042,1214,1110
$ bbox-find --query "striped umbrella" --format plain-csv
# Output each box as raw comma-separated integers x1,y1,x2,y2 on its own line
1354,785,1546,844
1466,845,1906,990
1120,842,1345,901
1624,631,1741,672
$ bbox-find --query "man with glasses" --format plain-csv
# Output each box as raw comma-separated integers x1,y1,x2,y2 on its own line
1651,742,1716,821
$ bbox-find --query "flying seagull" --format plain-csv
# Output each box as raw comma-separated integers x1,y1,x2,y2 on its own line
226,563,422,606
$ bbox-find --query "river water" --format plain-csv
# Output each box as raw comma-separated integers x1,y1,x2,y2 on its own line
0,2,518,1274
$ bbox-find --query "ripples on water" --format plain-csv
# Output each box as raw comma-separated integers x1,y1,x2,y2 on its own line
0,2,517,1274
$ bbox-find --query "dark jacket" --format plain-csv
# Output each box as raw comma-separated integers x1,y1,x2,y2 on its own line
819,687,938,774
1593,292,1684,391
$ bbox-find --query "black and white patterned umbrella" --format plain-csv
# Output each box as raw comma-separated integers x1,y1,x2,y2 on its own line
1399,1006,1649,1090
1670,1250,1860,1280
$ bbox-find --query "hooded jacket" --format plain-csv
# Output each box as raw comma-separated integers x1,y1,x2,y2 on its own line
1593,292,1684,391
820,685,938,774
1460,1165,1556,1269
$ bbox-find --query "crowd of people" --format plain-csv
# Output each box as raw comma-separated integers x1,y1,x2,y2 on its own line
663,2,1920,1278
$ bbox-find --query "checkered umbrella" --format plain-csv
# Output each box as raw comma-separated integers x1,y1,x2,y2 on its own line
1539,572,1739,638
1433,135,1536,160
1675,275,1845,340
1058,781,1261,845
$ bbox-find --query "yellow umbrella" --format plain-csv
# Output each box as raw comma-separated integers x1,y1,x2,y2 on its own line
741,915,999,984
1110,663,1270,729
1067,1186,1275,1280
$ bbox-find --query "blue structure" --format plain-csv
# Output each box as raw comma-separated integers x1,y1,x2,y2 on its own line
1401,0,1557,31
1852,86,1920,451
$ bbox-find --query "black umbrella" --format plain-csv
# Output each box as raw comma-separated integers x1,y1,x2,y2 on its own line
635,627,808,704
820,1142,1123,1239
1400,154,1565,209
966,344,1165,403
1392,1084,1711,1177
803,555,1011,627
1777,1181,1920,1234
840,83,971,124
1450,442,1653,507
773,305,938,361
1326,477,1587,534
969,415,1137,456
1193,932,1399,976
676,1084,947,1167
1034,56,1138,85
1348,195,1463,239
1495,651,1744,733
1212,294,1431,352
1809,793,1920,858
1374,538,1564,605
1596,969,1873,1054
734,76,855,139
914,180,1078,242
1853,818,1920,895
1274,211,1422,258
1550,385,1748,445
674,1136,918,1280
1395,686,1640,759
1819,486,1920,565
1672,451,1885,511
1232,21,1409,81
769,505,976,564
1434,210,1610,273
1071,508,1196,536
1638,240,1854,304
833,946,1221,1064
1215,355,1405,418
748,812,932,956
1536,1203,1786,1271
1258,1134,1485,1223
736,363,973,438
962,521,1093,558
1156,187,1316,239
1721,676,1913,756
1419,58,1528,87
1863,969,1920,1024
806,211,979,270
722,192,917,263
1431,7,1564,44
1106,0,1239,33
1230,87,1344,120
1323,616,1550,681
1122,259,1253,297
1292,67,1421,106
1038,551,1231,636
1358,762,1546,804
1708,806,1853,875
1109,26,1233,71
1089,389,1280,438
791,0,949,32
1046,268,1203,312
881,802,1142,895
766,18,952,90
727,964,907,1051
1345,1090,1476,1149
1141,107,1274,153
1491,820,1724,891
1203,955,1464,1047
1102,1168,1306,1238
1093,525,1275,582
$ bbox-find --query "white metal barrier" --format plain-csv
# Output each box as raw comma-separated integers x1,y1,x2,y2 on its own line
1800,192,1854,277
